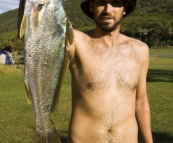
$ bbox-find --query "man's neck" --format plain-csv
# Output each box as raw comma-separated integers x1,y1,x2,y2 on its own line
92,26,122,47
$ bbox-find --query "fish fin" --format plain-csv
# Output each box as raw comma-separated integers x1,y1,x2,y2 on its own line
65,19,75,46
19,14,26,39
18,0,26,39
24,82,32,104
24,80,32,104
51,52,69,115
31,9,39,34
24,65,32,104
51,20,74,115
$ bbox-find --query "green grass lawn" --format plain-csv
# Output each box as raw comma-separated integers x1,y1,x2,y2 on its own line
149,48,173,55
147,51,173,143
148,82,173,143
0,48,173,143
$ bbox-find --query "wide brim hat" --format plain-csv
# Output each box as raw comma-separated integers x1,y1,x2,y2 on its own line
80,0,137,19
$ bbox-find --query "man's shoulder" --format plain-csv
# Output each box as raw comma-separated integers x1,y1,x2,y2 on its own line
73,29,91,38
122,35,149,60
123,35,149,53
66,29,90,53
123,35,148,48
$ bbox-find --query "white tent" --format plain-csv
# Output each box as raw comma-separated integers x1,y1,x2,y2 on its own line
0,50,14,65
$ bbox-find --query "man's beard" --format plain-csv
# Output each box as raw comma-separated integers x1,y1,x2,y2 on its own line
94,13,123,32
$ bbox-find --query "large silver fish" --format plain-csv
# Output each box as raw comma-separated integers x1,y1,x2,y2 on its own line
18,0,74,142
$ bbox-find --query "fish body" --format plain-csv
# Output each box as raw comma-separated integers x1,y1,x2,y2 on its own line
18,0,74,142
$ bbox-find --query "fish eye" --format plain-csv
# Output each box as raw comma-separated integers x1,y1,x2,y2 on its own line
36,3,45,10
38,4,44,8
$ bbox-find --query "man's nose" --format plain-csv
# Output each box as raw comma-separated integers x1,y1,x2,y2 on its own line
104,3,113,13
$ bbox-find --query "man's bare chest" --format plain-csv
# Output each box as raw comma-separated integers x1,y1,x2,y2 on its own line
70,45,141,92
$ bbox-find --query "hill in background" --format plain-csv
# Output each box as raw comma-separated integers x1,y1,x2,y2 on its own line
0,0,173,51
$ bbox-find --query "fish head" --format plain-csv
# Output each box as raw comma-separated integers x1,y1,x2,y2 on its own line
18,0,66,39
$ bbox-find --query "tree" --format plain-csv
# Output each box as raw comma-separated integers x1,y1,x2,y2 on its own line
143,28,148,43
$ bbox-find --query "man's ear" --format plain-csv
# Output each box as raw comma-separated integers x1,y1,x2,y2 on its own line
89,0,94,12
123,2,129,16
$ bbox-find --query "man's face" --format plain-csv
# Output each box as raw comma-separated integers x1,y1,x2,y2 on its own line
90,0,126,32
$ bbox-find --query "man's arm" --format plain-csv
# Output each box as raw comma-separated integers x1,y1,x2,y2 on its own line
135,44,153,143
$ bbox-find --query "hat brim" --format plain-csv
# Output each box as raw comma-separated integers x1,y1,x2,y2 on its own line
80,0,137,19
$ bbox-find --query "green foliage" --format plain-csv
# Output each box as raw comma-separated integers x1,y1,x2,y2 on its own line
121,0,173,47
64,0,94,31
0,9,24,51
0,0,173,50
0,9,18,36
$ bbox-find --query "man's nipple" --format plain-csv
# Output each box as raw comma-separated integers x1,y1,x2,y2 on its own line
87,82,93,88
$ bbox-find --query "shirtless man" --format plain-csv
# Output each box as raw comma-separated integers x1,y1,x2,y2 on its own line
66,0,153,143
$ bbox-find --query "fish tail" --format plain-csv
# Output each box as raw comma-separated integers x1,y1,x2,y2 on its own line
36,130,61,143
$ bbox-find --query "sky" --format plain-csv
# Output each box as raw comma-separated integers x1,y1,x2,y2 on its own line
0,0,20,14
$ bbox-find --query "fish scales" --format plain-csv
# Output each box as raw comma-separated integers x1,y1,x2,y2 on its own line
18,0,74,142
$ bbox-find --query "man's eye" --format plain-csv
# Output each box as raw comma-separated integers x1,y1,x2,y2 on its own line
98,0,105,3
111,1,123,7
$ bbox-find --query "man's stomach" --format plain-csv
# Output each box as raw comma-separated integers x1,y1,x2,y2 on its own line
67,102,138,143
